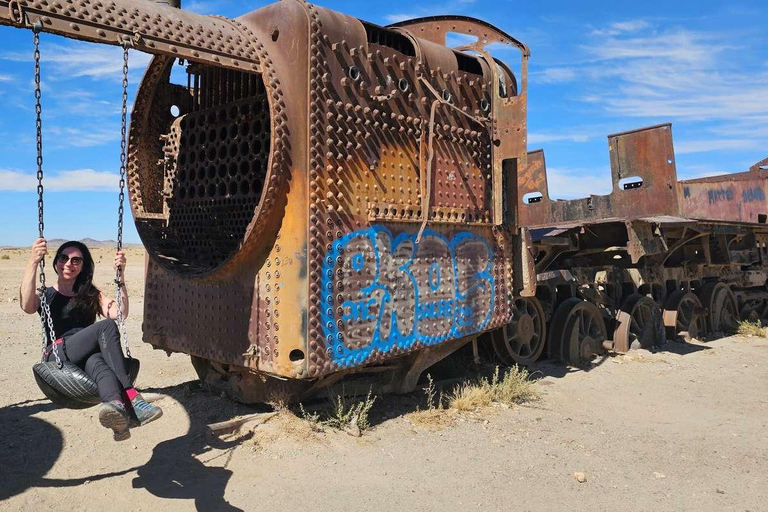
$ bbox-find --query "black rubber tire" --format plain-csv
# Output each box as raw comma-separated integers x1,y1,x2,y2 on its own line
33,358,140,410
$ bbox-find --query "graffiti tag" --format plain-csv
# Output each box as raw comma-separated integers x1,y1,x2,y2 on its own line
742,186,765,203
321,227,495,368
707,187,734,204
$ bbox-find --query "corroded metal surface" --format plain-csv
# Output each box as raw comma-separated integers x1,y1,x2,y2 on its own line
524,123,768,356
519,124,679,228
678,161,768,224
0,0,263,72
519,122,768,229
2,0,532,384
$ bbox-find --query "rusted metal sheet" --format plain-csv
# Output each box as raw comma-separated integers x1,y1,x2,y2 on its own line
750,157,768,173
678,160,768,224
2,0,531,382
0,0,263,72
518,124,680,228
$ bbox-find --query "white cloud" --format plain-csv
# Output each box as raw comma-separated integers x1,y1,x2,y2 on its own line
675,139,761,155
535,67,577,84
48,126,119,148
0,74,12,82
48,89,118,117
583,30,718,65
385,13,415,23
384,0,476,26
544,166,614,200
1,45,151,83
528,131,592,144
184,0,219,14
546,22,768,164
592,20,651,36
0,169,118,191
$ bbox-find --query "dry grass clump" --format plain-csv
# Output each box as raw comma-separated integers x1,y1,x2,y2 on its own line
408,374,455,430
299,388,377,436
0,254,9,260
738,320,767,337
448,366,539,411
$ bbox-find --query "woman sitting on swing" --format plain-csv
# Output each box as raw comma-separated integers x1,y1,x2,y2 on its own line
20,237,163,441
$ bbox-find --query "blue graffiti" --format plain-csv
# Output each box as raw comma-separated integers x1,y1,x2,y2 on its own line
320,226,495,368
707,187,734,204
742,186,765,203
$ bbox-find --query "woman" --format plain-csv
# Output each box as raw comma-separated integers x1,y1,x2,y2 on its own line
20,238,163,441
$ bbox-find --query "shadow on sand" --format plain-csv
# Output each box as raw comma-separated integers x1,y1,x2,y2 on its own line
1,335,720,506
0,382,267,510
131,381,271,512
0,399,140,501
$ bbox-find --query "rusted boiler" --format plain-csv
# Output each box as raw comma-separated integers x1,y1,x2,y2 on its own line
0,0,535,400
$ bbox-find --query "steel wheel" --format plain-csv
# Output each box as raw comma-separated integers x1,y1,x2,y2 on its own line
613,294,665,352
739,305,760,325
699,282,739,334
548,298,607,367
663,291,706,341
492,297,547,365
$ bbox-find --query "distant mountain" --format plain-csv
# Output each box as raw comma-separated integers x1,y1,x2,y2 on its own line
1,239,144,249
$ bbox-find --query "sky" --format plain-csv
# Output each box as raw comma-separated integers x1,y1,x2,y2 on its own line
0,0,766,247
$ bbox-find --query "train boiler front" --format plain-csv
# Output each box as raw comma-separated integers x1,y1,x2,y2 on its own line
125,0,530,401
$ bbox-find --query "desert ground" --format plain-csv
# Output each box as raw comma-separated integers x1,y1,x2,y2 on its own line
1,246,767,511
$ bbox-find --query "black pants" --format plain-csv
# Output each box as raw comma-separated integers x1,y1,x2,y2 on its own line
44,319,131,403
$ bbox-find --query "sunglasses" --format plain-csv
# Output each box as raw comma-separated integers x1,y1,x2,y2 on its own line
57,254,84,266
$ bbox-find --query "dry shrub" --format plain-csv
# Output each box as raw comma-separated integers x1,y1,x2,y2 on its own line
408,374,454,430
449,366,539,411
298,388,377,435
324,388,376,432
738,320,767,338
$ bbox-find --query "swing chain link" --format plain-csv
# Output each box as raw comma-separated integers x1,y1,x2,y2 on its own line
115,40,131,359
117,40,128,254
32,25,62,367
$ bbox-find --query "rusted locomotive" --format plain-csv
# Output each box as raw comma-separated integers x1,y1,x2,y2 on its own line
518,125,768,366
2,0,535,401
3,0,764,402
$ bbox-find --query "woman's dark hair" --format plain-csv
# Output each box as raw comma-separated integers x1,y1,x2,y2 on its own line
53,241,102,321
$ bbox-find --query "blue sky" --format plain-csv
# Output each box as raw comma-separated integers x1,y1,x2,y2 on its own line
1,0,766,246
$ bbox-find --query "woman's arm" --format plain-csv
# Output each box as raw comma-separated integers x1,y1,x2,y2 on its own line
100,250,129,320
20,238,47,314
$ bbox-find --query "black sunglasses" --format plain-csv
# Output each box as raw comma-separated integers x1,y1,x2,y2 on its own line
57,254,84,266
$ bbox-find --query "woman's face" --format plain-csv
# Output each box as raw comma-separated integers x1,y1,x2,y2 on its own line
56,247,84,281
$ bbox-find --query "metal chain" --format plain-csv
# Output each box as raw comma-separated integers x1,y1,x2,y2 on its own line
32,22,61,367
115,41,131,358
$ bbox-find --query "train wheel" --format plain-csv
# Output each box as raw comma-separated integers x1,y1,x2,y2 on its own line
613,294,665,352
548,298,607,367
663,291,707,341
492,297,547,365
739,305,760,324
700,282,739,334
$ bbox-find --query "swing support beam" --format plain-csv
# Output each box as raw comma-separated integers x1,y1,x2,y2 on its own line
0,0,262,73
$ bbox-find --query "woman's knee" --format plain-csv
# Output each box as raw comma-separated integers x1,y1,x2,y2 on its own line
96,318,119,334
96,319,120,345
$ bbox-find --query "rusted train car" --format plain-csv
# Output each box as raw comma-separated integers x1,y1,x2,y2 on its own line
1,0,539,401
517,124,768,366
4,0,763,400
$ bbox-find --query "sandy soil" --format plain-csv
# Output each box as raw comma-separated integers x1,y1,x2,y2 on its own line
1,247,767,511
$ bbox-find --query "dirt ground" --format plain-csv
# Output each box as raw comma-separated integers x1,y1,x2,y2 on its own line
1,246,767,512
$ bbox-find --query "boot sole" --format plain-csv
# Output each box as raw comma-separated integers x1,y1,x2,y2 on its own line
99,404,131,441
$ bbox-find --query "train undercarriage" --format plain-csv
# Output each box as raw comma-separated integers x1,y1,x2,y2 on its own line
501,124,768,368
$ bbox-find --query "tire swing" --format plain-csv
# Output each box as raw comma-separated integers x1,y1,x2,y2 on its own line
29,25,139,409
